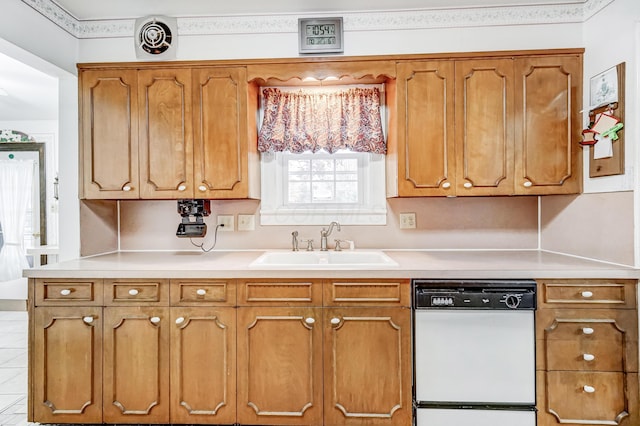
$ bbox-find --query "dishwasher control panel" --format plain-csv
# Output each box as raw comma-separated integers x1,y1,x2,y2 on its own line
413,279,536,310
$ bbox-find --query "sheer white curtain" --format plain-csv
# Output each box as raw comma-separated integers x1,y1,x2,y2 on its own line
0,159,34,281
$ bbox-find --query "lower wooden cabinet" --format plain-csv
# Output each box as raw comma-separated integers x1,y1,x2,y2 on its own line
324,307,412,426
536,280,639,426
33,306,103,424
30,278,411,426
237,307,323,425
170,307,237,424
103,307,170,424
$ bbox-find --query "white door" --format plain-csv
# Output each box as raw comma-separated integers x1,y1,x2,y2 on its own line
414,310,535,404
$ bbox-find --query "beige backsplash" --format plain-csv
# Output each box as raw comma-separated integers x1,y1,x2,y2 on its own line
80,192,634,266
540,191,634,266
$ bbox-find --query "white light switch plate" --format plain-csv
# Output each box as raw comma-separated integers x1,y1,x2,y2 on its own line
399,212,416,229
237,214,255,231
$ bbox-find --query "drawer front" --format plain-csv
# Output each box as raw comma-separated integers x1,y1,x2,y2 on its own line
538,280,636,309
545,371,627,424
323,279,410,307
545,337,623,371
35,279,103,306
536,309,638,373
170,279,236,306
237,279,322,306
104,279,169,305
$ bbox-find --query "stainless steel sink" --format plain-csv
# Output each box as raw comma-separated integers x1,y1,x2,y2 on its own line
249,250,398,269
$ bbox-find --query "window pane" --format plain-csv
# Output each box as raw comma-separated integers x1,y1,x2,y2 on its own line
336,173,358,181
288,159,310,172
289,182,311,203
312,182,334,202
312,159,334,172
336,182,358,202
289,172,310,181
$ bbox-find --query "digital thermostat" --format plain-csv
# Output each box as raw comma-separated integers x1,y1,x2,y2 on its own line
298,17,344,54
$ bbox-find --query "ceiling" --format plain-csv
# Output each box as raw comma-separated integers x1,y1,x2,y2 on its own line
51,0,587,20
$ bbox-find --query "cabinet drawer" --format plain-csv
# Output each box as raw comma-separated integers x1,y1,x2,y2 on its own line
545,371,627,424
323,279,410,307
170,279,236,306
237,279,322,306
538,280,636,309
545,337,623,372
35,279,103,306
104,279,169,305
536,309,638,373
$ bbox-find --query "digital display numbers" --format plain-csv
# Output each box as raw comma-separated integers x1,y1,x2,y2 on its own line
299,18,343,54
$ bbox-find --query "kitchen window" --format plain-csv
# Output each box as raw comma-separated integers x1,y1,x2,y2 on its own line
258,86,387,225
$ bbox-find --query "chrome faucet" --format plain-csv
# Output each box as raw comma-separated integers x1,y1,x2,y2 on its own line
320,222,341,251
291,231,299,251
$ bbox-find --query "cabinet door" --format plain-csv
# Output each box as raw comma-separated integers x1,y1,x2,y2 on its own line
396,61,455,196
80,69,139,199
324,307,412,426
33,307,102,424
237,307,323,425
514,55,582,195
138,69,194,199
193,67,250,198
170,307,236,424
103,307,170,423
455,59,515,196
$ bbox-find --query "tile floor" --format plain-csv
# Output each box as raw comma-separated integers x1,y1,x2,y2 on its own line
0,310,28,426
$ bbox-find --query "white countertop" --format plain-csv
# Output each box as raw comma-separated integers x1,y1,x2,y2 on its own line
23,249,640,280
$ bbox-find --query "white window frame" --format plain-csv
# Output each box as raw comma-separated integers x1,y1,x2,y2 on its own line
260,150,387,226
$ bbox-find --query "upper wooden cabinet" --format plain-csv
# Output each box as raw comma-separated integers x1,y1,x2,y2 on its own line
80,70,139,199
138,69,193,199
193,67,252,199
391,52,582,197
395,61,455,196
514,55,583,195
455,59,515,196
79,65,258,200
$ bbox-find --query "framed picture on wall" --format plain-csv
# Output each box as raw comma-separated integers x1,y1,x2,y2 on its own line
589,65,619,109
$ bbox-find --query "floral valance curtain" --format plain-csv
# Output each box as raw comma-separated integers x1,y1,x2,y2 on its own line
257,87,386,154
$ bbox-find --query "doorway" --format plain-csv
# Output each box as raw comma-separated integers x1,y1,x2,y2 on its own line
0,142,46,305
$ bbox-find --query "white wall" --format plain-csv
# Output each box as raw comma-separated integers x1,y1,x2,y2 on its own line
582,0,640,266
582,0,639,193
78,23,584,63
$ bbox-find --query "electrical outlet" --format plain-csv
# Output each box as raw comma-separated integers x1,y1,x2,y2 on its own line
399,212,416,229
217,215,234,232
237,214,255,231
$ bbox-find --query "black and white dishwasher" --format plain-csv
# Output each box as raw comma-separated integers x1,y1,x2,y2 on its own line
413,279,537,426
